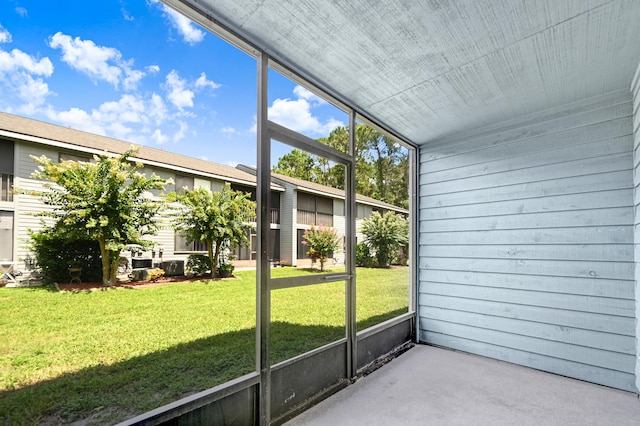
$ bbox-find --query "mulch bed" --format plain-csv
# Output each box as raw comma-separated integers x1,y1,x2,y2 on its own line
56,275,226,292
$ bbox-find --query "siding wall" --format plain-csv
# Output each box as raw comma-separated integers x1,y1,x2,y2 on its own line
632,63,640,393
418,89,637,392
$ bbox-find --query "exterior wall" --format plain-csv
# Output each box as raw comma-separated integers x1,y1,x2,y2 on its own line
14,142,58,266
278,183,296,264
632,62,640,393
418,89,637,391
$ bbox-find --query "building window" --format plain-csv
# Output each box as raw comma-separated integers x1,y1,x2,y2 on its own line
174,233,208,253
59,152,91,163
0,140,14,202
0,211,13,260
175,175,194,194
297,192,333,226
0,174,12,202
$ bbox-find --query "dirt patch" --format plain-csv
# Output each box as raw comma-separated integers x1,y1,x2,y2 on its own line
56,275,232,292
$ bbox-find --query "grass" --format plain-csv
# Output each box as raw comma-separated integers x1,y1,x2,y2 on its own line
0,266,408,425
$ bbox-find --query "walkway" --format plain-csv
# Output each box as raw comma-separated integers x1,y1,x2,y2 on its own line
286,344,640,425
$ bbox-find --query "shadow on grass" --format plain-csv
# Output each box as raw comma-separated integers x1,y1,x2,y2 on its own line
1,311,406,425
0,325,321,424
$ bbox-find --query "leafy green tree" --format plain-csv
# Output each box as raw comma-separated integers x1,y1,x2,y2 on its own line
273,123,409,208
22,148,168,285
360,211,409,268
272,149,320,182
302,224,341,271
168,184,256,278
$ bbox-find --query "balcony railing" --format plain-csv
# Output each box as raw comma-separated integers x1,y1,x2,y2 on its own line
1,174,13,202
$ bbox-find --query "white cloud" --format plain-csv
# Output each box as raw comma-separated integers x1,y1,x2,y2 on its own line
48,32,122,87
221,126,236,134
93,94,146,124
15,73,51,114
267,85,343,136
146,64,160,74
121,8,134,21
107,122,134,140
44,93,169,141
147,93,167,124
172,121,188,142
15,7,28,17
227,160,238,167
293,85,326,105
47,32,148,90
164,70,194,109
0,25,12,44
160,4,205,45
195,72,220,90
45,107,106,135
0,32,55,113
0,48,54,75
151,128,168,145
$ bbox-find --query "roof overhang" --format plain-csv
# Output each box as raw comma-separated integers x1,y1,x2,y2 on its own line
168,0,640,147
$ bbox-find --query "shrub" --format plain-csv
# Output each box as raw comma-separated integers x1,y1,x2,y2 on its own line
361,211,409,268
29,225,103,284
217,263,234,278
355,242,376,267
147,268,165,282
186,254,211,276
302,225,341,271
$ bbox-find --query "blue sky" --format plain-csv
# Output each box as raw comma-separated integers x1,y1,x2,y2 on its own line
0,0,347,167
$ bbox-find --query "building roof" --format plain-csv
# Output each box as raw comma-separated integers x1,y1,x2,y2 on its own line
0,111,281,189
237,164,407,213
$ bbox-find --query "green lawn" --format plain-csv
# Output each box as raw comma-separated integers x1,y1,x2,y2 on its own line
0,267,408,425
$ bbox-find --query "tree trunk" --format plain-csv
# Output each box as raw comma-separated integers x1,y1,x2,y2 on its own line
97,237,112,286
208,240,217,279
108,250,121,285
212,239,223,278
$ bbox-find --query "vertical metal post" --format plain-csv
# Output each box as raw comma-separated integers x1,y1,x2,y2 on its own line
346,110,357,378
409,146,419,342
256,51,271,425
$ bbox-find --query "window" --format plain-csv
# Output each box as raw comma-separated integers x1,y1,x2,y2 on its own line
174,233,208,253
296,192,333,226
175,175,194,194
59,152,91,163
1,174,12,202
0,211,13,259
0,140,14,202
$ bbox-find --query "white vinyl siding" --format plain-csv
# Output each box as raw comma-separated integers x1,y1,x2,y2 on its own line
418,89,637,392
631,62,640,393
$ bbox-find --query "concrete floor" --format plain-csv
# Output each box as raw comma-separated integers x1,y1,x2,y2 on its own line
285,344,640,425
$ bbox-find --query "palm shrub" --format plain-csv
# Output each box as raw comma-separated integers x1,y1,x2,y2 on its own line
360,211,409,268
302,225,341,271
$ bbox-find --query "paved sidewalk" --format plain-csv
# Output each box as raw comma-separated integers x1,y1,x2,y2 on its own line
286,344,640,425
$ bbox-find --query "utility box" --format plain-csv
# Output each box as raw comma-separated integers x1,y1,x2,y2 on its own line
132,258,152,269
162,260,184,277
131,268,149,281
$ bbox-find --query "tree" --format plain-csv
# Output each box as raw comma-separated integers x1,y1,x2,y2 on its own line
168,184,256,278
23,148,168,285
360,211,409,268
273,123,409,208
302,224,341,271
